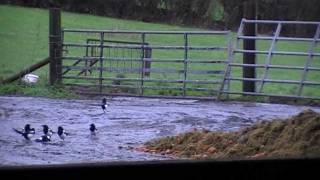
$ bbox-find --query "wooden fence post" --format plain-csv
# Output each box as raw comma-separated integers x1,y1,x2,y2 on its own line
49,8,62,85
243,0,256,93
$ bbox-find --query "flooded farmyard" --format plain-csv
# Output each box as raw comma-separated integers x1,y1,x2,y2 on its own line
0,95,319,166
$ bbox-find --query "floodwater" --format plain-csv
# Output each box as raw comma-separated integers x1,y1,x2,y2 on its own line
0,95,319,166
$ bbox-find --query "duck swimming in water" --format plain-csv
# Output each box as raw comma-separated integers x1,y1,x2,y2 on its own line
35,134,51,142
42,125,54,136
24,124,35,134
13,124,35,140
57,126,69,140
101,97,108,113
14,124,35,134
35,125,53,143
90,123,97,136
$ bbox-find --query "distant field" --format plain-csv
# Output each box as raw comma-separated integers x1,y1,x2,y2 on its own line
0,5,319,99
0,5,195,79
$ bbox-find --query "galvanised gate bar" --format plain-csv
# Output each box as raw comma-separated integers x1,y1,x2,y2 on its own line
219,19,320,100
61,29,232,99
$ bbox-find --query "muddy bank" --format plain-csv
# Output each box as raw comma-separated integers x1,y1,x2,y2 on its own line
142,109,320,159
0,96,320,166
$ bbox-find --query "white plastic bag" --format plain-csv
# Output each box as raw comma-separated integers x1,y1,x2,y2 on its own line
22,74,39,84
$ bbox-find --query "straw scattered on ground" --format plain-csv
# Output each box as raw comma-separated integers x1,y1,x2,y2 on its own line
133,109,320,159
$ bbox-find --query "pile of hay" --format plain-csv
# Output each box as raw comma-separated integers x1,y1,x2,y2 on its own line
139,109,320,159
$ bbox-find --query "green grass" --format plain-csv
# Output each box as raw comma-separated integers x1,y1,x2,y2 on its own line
0,5,319,99
0,80,77,98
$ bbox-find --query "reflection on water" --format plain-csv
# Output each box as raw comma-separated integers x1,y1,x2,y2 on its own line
0,96,319,166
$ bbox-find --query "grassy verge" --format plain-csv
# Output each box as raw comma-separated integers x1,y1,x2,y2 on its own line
0,78,77,98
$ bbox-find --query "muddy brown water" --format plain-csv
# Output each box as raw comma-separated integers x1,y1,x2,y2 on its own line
0,96,319,166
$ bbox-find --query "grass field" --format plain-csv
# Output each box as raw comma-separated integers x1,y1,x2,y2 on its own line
0,5,319,99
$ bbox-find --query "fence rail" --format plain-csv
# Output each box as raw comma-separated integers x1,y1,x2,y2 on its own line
63,43,228,51
60,19,320,100
62,29,230,34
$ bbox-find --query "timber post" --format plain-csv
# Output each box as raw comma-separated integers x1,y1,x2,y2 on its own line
49,8,62,85
243,0,256,93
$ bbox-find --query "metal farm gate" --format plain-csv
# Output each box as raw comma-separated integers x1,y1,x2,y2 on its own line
58,19,320,100
219,19,320,100
61,29,232,99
